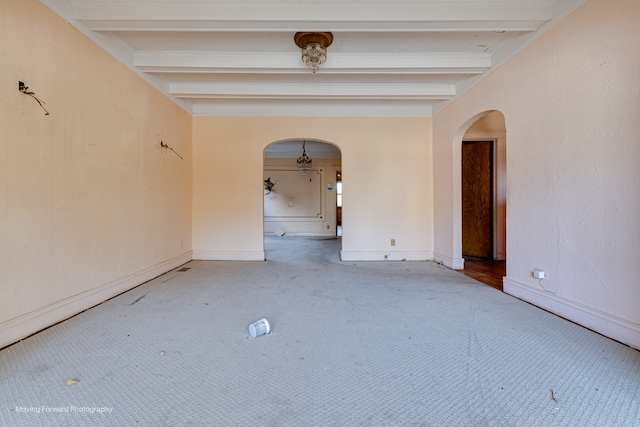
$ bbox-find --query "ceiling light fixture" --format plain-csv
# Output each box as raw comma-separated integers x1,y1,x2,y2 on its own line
294,32,333,73
296,141,312,175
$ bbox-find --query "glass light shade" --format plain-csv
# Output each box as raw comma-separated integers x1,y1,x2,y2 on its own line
297,141,312,175
301,43,327,73
297,155,312,175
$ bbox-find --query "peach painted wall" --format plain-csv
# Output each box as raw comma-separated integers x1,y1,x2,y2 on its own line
192,117,433,261
0,0,192,347
433,0,640,347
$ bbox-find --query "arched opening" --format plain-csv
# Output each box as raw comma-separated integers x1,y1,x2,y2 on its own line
263,139,342,258
455,111,507,290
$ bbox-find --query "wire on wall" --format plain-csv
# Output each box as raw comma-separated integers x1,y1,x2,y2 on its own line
160,140,184,160
18,81,49,115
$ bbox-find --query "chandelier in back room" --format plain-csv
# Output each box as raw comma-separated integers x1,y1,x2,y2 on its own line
296,141,312,175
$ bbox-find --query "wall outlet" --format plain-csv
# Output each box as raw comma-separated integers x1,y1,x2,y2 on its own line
391,239,396,246
533,268,545,279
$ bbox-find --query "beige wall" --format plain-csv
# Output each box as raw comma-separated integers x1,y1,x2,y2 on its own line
193,116,433,261
0,0,192,347
433,0,640,348
467,111,506,132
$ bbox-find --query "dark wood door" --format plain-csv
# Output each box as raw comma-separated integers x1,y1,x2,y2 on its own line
462,141,493,258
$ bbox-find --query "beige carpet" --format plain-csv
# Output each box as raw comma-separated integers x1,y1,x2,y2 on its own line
1,236,639,426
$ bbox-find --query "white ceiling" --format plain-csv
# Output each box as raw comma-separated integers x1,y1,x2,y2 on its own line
41,0,585,117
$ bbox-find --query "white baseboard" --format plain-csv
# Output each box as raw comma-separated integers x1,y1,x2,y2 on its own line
433,252,465,270
340,251,433,262
0,251,193,350
504,277,640,351
192,250,265,261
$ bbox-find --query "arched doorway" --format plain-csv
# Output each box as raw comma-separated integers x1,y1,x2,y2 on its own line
263,139,342,257
459,111,507,289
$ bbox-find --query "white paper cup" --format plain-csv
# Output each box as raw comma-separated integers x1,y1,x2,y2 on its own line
249,318,271,338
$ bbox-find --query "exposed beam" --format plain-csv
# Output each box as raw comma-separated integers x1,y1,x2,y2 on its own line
79,20,547,32
170,82,456,100
75,2,550,32
135,52,491,74
190,100,434,117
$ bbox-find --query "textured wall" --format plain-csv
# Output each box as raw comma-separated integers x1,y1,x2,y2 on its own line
0,0,192,346
192,116,433,261
433,0,640,346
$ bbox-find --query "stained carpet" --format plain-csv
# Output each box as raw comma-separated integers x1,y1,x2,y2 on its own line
1,237,639,426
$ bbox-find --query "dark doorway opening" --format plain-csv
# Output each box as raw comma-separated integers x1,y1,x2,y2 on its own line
461,139,504,291
462,140,493,259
